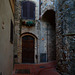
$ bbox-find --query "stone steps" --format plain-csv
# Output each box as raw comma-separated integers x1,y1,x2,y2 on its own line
12,61,60,75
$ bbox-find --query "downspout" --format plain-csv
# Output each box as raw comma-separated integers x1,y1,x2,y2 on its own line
47,23,48,62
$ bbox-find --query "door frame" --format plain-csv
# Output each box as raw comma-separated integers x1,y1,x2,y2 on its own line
18,33,38,63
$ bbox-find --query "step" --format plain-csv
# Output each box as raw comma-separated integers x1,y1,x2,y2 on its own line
12,61,60,75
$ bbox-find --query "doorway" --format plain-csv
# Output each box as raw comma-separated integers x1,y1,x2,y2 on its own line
22,35,35,63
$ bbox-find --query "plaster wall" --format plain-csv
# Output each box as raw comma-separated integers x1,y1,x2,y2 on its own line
0,0,14,75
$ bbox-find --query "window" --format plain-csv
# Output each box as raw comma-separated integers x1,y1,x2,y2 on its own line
10,20,13,43
22,1,35,20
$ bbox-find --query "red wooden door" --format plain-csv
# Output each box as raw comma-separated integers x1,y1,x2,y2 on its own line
22,35,34,63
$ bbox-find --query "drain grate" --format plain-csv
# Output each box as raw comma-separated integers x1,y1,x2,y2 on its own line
15,69,30,74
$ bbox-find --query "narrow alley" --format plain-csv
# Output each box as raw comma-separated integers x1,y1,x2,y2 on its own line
0,0,75,75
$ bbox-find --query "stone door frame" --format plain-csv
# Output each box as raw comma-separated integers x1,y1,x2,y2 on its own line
18,33,38,63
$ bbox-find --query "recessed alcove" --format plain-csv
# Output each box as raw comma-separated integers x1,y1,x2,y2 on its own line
42,9,56,61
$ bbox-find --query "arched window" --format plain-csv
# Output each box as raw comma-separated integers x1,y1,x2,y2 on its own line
21,1,35,20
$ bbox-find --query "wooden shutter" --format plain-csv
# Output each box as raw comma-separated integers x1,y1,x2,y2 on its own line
22,1,35,20
22,2,27,19
30,2,35,20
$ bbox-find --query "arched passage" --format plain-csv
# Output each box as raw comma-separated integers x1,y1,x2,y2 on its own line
42,9,55,26
42,9,56,61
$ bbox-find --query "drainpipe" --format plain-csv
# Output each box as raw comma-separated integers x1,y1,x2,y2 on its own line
47,23,48,62
36,20,41,63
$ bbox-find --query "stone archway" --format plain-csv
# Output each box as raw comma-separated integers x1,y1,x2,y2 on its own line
42,9,56,61
18,32,38,63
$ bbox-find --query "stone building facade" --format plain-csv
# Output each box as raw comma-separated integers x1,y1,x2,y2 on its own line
14,0,75,75
14,0,56,64
0,0,15,75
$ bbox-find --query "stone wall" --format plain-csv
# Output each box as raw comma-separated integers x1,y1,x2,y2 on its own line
55,0,75,74
41,0,54,16
41,0,75,74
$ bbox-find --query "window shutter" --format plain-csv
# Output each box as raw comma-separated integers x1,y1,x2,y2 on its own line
22,2,27,19
30,2,35,20
27,2,30,19
22,1,35,20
